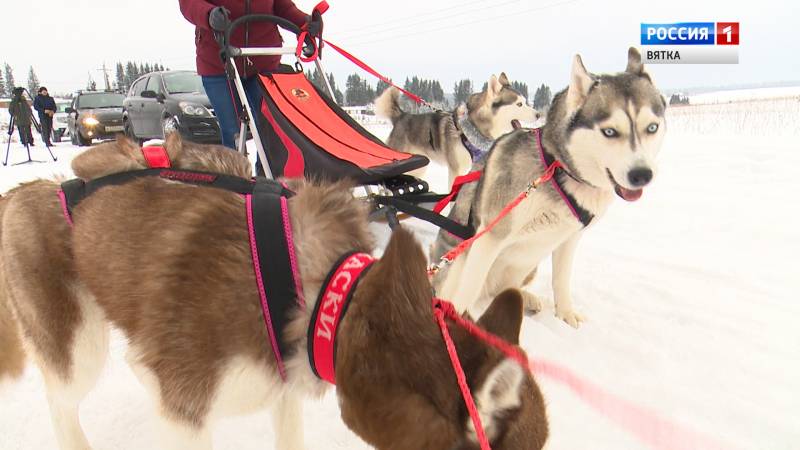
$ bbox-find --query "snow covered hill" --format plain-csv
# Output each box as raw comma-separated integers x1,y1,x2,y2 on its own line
1,97,798,449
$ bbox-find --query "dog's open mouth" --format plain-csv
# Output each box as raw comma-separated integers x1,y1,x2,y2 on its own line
511,119,522,130
607,169,643,202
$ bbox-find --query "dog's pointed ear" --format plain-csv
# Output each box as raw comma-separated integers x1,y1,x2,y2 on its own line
164,131,185,162
378,226,429,291
626,47,643,74
498,72,510,87
566,54,594,112
72,135,143,180
472,359,526,441
477,289,523,345
626,47,656,86
488,74,503,97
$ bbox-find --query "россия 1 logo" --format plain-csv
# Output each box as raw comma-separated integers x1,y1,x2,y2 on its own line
640,22,739,64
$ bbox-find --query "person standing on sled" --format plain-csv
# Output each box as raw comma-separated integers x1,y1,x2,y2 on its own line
179,0,315,176
8,87,34,147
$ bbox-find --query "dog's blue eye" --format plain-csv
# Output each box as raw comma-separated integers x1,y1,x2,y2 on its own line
646,123,659,133
601,128,618,138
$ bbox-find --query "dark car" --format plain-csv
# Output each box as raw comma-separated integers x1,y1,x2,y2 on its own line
123,71,220,144
66,91,126,146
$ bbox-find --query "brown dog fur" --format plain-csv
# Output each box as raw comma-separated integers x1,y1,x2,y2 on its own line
338,227,548,449
0,134,253,384
0,136,548,449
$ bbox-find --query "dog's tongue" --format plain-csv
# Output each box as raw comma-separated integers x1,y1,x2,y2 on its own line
511,119,521,130
615,185,643,202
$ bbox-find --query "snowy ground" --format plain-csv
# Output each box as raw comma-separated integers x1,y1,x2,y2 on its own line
1,100,799,450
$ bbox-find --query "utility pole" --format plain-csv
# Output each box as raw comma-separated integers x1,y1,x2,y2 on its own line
97,62,112,91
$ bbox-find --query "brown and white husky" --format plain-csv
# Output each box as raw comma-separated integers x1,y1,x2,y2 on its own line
0,135,547,449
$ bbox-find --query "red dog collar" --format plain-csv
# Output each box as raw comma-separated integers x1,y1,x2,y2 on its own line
141,145,171,169
308,252,375,384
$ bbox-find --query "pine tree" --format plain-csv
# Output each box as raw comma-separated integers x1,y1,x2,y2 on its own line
453,79,473,105
124,62,136,88
533,84,552,109
4,63,16,93
375,79,391,97
27,67,40,95
346,73,372,106
0,70,6,98
511,81,529,100
115,62,126,92
327,73,344,104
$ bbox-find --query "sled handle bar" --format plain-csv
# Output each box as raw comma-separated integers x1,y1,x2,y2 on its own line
224,14,301,44
221,14,320,59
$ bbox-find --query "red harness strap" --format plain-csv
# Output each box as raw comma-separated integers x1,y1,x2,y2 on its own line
433,171,483,214
308,252,375,384
141,145,171,169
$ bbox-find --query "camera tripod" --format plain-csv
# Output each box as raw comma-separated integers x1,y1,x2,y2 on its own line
3,95,58,166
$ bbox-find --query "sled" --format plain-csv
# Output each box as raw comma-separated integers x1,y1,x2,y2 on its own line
217,10,473,236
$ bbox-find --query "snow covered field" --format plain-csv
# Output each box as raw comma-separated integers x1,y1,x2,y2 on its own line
1,98,799,450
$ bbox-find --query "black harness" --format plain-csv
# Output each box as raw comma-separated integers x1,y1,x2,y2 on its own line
59,168,301,379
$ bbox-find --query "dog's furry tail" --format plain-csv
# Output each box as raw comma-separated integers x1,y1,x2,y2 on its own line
374,87,404,124
0,194,27,382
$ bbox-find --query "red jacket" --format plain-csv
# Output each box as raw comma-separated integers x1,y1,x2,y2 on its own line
179,0,308,77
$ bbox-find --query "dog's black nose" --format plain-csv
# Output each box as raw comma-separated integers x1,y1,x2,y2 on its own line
627,168,653,187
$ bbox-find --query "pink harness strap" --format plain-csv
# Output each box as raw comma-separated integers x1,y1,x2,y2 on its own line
57,189,74,227
280,196,305,309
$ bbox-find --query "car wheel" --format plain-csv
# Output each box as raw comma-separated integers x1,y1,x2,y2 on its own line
124,119,141,145
78,130,92,147
53,130,61,143
162,116,178,138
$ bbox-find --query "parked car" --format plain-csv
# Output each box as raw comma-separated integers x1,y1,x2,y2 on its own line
66,91,126,146
52,100,72,142
123,71,220,144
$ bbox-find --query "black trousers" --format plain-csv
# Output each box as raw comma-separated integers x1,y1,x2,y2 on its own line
39,115,53,144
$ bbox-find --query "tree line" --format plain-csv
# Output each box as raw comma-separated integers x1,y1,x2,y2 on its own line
0,61,170,98
0,63,43,98
305,69,555,111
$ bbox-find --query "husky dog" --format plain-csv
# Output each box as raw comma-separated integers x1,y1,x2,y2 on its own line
432,48,666,328
0,139,547,449
376,73,540,187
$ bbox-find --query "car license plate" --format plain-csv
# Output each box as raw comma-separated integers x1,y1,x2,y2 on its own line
106,126,124,132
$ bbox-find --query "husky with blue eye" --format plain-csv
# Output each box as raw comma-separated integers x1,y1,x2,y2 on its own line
432,47,667,328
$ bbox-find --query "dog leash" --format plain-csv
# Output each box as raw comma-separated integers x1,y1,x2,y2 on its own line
428,156,562,276
433,297,530,450
433,295,737,450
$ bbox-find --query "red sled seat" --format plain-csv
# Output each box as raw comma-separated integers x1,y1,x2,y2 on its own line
255,67,428,185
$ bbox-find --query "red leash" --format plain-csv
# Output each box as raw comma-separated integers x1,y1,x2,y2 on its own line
432,298,490,450
322,39,435,109
433,297,532,450
428,158,562,276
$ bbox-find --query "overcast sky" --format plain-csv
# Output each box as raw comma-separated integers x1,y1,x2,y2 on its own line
4,0,798,96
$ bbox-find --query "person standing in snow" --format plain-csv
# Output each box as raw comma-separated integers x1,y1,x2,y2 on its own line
8,87,34,147
33,86,56,147
179,0,315,176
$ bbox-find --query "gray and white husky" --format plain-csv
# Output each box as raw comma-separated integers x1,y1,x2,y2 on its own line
432,48,666,328
375,73,540,187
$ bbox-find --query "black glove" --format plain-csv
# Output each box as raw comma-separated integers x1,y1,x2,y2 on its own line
208,6,231,32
